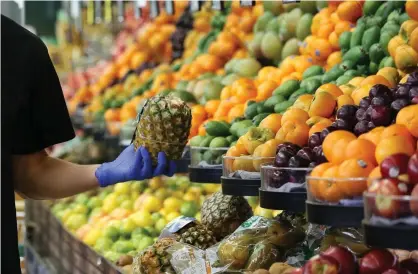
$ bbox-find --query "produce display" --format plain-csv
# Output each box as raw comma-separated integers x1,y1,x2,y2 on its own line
36,0,418,273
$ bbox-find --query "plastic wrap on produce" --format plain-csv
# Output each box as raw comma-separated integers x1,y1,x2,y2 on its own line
319,227,370,256
159,216,196,239
229,170,261,180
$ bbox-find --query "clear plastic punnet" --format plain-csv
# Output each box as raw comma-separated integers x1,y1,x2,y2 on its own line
190,146,229,167
261,165,312,192
222,155,275,180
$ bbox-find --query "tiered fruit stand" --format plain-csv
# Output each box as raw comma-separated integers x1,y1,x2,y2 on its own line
24,0,418,273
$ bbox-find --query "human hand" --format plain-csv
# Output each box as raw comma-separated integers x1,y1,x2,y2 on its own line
95,145,176,187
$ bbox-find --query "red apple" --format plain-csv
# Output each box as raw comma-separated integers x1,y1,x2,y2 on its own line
359,249,398,274
303,254,340,274
291,268,304,274
322,246,357,274
408,153,418,184
400,258,418,274
380,154,410,179
368,178,406,218
382,268,411,274
410,184,418,218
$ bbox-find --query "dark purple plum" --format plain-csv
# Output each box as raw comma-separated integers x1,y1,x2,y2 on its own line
395,84,411,99
370,105,392,126
369,84,392,98
279,146,298,158
313,146,327,163
410,86,418,98
308,132,322,149
274,153,289,168
359,96,371,109
356,108,368,121
309,162,318,168
269,170,290,188
296,147,315,162
371,96,387,107
367,121,376,131
412,96,418,104
391,98,410,112
365,106,373,120
336,105,358,120
407,71,418,85
289,155,310,168
332,119,354,131
354,120,369,136
320,126,337,141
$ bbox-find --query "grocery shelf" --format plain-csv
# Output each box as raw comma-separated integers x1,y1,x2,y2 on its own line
189,166,222,184
259,189,306,213
306,201,364,228
221,177,260,196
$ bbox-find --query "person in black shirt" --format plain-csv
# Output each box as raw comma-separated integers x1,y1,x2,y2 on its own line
1,15,175,273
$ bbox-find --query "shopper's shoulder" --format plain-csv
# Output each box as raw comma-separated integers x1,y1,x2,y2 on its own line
1,15,46,51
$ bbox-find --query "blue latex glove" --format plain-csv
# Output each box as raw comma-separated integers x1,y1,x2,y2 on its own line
95,145,176,187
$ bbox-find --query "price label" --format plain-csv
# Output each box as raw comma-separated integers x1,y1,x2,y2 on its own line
104,0,112,23
192,0,204,12
70,0,83,31
165,0,175,15
117,0,125,23
240,0,255,7
134,0,140,19
150,0,160,18
94,0,103,24
212,0,224,11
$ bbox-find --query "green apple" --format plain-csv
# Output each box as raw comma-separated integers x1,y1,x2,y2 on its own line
103,251,122,262
136,236,154,251
94,237,113,252
74,193,89,205
155,219,168,233
120,200,133,210
120,218,136,238
103,226,120,242
87,197,102,209
64,213,87,231
112,240,135,254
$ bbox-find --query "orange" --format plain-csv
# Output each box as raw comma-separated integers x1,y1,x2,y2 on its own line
345,139,377,165
281,108,310,125
220,86,232,100
327,51,342,68
368,166,382,187
388,35,407,59
293,94,314,112
308,120,333,136
337,94,355,109
396,104,418,138
406,0,418,21
359,127,385,146
329,31,340,50
293,56,314,74
259,114,283,134
256,80,278,101
310,38,333,62
275,120,310,147
318,166,344,203
204,100,221,117
257,66,277,81
214,101,234,118
361,75,394,88
380,124,416,148
317,23,335,40
351,84,373,105
191,105,207,123
227,104,245,123
337,1,363,23
375,135,415,164
337,159,375,197
306,116,331,127
335,21,353,35
349,77,366,87
309,91,337,118
316,83,344,98
323,130,357,164
308,163,335,200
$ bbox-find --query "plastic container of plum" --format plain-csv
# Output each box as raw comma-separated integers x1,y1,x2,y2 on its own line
305,176,368,227
363,190,418,251
221,155,274,196
259,165,311,213
188,147,228,184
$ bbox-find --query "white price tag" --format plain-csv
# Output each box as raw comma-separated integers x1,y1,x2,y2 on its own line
150,0,160,18
240,0,255,7
94,0,103,24
165,0,174,15
190,0,202,12
117,0,124,22
70,0,80,18
212,0,224,11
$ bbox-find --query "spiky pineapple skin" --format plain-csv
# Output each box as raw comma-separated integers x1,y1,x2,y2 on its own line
201,192,254,241
134,95,191,165
132,238,176,274
174,222,217,250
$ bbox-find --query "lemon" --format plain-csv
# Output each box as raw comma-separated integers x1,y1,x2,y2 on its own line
155,218,168,232
65,213,87,231
142,196,163,212
120,218,136,237
102,195,118,214
149,177,164,190
183,192,198,202
165,212,180,222
120,200,134,210
115,194,130,206
154,188,169,200
72,204,88,214
171,190,184,199
273,210,283,217
194,212,201,222
83,229,102,246
131,192,140,201
59,209,73,223
187,186,202,196
114,183,130,195
254,206,274,219
163,197,182,213
131,211,153,227
159,208,168,216
203,184,220,193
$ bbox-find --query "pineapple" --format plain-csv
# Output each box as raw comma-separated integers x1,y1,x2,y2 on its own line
201,192,254,241
132,238,176,274
133,95,191,165
174,221,217,250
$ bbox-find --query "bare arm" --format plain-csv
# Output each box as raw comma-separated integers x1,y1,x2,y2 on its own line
13,150,100,200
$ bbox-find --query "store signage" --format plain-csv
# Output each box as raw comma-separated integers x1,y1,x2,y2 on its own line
240,0,255,7
212,0,225,11
94,0,103,24
165,0,175,15
190,0,203,12
150,0,160,18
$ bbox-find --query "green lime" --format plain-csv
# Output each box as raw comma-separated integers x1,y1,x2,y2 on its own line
180,201,199,217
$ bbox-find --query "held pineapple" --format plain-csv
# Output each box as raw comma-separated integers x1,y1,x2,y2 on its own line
132,238,176,274
174,221,217,250
133,95,192,165
201,191,254,241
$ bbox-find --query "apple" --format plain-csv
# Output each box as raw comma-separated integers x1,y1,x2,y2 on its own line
290,268,304,274
410,184,418,218
368,178,408,218
303,254,340,274
382,269,411,274
380,154,410,179
322,246,357,274
359,249,398,274
400,258,418,274
408,153,418,184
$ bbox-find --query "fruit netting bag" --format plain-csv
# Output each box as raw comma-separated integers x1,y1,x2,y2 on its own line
204,215,307,273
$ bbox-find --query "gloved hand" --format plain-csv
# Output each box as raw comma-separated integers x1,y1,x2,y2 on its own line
95,145,176,187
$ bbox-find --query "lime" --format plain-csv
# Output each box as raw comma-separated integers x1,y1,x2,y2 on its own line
180,201,199,217
120,219,136,237
131,211,154,227
74,193,89,205
103,226,120,242
144,226,158,237
103,251,122,262
136,236,154,251
94,237,113,252
120,200,134,210
132,227,151,238
87,197,102,209
155,218,168,233
112,240,135,254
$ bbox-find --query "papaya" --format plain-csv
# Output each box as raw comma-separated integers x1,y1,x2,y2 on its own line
244,102,259,119
399,13,410,25
257,103,271,115
344,70,361,77
336,75,353,86
273,80,300,98
230,120,253,137
362,26,381,51
264,95,286,110
380,31,399,55
369,43,386,64
296,14,313,40
339,31,352,53
366,16,384,28
350,23,366,48
302,65,325,79
237,126,256,138
369,62,379,75
343,46,368,66
363,0,383,16
321,65,344,84
388,10,402,24
274,101,293,113
205,121,230,137
375,2,388,17
300,78,322,94
339,60,356,71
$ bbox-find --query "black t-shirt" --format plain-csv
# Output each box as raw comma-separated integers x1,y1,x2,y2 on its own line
1,15,75,273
